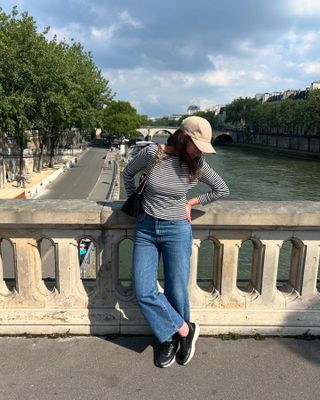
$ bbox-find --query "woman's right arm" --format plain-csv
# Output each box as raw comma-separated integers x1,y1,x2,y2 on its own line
123,146,153,196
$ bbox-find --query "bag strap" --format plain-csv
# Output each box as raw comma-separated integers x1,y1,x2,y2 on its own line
136,144,161,194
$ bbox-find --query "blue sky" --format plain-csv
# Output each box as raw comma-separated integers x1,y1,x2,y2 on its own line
1,0,320,117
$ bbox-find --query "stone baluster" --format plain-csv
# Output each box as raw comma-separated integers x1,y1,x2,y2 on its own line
188,238,204,306
53,238,87,306
300,240,320,298
219,238,245,305
11,238,46,306
95,229,119,305
259,239,285,307
0,248,11,296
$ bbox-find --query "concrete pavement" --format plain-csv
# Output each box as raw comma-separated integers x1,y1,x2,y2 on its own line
0,154,80,200
0,145,120,201
0,335,319,400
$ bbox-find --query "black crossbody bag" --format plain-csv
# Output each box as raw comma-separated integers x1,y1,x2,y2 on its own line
121,145,161,218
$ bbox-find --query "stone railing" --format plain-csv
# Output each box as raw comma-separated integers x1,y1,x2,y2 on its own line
0,200,319,336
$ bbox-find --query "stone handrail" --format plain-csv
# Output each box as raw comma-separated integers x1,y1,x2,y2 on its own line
0,199,319,335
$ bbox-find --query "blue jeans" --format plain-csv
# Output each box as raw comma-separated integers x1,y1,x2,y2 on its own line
133,212,192,343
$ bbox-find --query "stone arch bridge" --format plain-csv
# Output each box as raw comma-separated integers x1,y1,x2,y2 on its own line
137,126,176,139
137,126,236,145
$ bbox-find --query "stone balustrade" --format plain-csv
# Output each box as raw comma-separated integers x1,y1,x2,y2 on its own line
0,200,319,335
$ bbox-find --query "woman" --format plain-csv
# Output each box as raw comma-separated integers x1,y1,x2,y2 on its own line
123,116,229,368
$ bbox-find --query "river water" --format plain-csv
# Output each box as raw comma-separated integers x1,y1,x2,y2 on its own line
119,138,320,289
195,145,320,201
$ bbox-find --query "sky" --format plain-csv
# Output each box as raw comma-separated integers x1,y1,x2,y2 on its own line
1,0,320,117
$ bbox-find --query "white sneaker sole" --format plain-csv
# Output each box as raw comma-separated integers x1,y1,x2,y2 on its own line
156,355,176,368
181,323,200,365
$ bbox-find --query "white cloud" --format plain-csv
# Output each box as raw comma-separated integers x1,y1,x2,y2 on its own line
119,10,143,29
297,62,320,74
90,10,142,42
91,25,117,40
291,0,320,15
3,0,319,116
46,24,83,42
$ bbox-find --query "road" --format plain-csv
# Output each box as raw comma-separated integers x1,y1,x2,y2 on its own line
36,145,108,200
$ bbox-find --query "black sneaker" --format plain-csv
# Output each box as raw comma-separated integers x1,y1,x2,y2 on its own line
156,338,179,368
177,322,200,365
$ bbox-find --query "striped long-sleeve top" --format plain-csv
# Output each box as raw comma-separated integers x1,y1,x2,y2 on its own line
123,144,229,220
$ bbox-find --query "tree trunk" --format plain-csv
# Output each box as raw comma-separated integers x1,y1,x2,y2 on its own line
37,141,44,172
16,122,24,177
49,135,58,168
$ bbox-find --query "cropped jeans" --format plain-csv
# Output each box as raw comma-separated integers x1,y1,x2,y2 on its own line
133,212,192,343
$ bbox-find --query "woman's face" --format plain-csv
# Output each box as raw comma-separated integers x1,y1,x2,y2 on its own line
186,139,202,159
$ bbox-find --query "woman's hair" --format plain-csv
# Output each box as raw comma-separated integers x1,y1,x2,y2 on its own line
167,129,202,181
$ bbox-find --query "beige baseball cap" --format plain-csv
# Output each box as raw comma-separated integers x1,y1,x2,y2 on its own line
179,116,216,153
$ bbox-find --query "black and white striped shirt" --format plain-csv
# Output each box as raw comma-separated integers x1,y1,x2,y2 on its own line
123,144,229,220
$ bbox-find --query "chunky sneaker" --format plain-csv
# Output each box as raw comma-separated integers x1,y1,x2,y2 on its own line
177,322,200,365
156,337,179,368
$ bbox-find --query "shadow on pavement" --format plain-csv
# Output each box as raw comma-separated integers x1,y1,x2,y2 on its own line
97,335,157,355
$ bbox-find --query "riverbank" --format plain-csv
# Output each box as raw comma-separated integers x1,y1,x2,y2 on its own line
223,142,320,160
0,154,81,200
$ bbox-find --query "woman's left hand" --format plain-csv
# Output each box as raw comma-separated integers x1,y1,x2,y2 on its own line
186,197,200,223
186,203,192,223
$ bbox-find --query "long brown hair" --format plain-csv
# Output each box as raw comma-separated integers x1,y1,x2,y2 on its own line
167,129,202,181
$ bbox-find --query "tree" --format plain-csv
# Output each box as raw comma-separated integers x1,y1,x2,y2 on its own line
305,89,320,135
0,6,114,173
192,110,218,128
102,101,141,138
225,97,259,129
0,7,38,175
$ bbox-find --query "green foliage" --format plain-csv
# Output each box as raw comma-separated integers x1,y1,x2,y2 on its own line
297,330,318,341
225,91,320,135
47,329,71,339
217,332,241,340
102,100,141,137
192,110,218,128
0,6,114,171
225,97,259,128
253,333,265,341
145,116,180,127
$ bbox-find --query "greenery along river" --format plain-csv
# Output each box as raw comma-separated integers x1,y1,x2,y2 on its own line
119,139,320,290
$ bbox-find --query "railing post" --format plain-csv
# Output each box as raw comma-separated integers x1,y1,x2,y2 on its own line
54,238,87,305
301,241,320,297
189,238,202,306
219,239,245,304
259,239,285,307
13,238,46,305
0,247,11,296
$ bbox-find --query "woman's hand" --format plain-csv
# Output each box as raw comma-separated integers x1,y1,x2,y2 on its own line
186,197,200,223
186,202,192,223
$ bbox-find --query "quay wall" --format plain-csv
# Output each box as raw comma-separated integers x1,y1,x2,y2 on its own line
218,130,320,156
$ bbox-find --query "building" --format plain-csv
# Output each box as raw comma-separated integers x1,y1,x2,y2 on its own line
207,105,223,115
311,80,320,90
187,105,200,115
255,80,320,104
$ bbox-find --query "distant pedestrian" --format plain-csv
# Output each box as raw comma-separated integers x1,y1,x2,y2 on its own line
123,116,229,368
79,243,87,264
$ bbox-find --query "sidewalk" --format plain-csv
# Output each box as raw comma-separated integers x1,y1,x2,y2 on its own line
0,335,319,400
88,148,120,201
0,154,80,200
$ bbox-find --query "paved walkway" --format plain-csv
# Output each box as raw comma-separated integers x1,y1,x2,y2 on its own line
0,147,120,201
0,166,62,199
0,335,319,400
0,152,83,200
